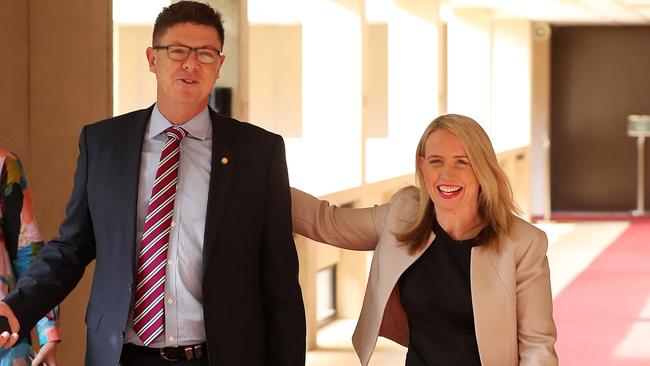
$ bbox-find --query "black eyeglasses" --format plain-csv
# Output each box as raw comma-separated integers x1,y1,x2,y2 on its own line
153,45,223,64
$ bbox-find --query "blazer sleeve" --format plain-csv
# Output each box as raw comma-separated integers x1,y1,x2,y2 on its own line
4,127,96,340
290,188,388,250
261,136,306,366
515,229,558,365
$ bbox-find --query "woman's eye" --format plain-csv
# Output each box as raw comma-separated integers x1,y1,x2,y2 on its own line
429,159,442,164
456,159,470,165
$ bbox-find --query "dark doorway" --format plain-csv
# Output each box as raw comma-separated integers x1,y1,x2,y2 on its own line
551,26,650,212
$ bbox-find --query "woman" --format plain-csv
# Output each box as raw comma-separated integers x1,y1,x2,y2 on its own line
291,114,557,366
0,150,60,366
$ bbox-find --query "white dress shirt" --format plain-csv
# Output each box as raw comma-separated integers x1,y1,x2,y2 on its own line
125,104,212,347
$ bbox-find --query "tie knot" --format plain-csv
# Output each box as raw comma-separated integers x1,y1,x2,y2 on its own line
165,126,189,141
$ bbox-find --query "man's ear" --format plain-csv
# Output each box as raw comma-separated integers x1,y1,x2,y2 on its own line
213,54,226,81
146,47,156,72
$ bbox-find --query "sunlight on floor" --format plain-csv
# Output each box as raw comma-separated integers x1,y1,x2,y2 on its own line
537,221,629,297
306,319,406,366
613,296,650,360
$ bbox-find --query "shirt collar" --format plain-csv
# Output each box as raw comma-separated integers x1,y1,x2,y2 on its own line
148,104,212,140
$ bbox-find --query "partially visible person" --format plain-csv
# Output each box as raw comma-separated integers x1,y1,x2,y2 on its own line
291,114,558,366
0,150,59,366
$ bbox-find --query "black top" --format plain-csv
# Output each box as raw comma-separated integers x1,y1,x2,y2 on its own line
398,219,483,366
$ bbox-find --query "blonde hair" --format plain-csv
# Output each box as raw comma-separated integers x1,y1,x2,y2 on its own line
396,114,520,254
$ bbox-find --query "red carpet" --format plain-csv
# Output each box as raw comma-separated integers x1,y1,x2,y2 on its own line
553,217,650,365
533,213,650,222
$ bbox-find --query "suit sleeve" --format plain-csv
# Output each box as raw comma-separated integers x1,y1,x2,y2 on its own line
261,136,306,366
291,188,386,250
3,127,97,340
516,230,558,365
14,242,61,346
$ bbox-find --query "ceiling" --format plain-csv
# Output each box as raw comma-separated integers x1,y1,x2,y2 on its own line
442,0,650,24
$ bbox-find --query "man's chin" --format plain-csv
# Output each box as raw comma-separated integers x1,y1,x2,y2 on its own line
167,93,209,107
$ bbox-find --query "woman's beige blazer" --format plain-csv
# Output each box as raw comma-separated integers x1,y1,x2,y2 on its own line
292,187,558,366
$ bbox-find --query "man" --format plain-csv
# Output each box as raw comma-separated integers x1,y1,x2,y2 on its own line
0,2,306,365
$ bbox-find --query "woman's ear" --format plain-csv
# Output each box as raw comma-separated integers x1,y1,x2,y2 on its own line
416,155,424,171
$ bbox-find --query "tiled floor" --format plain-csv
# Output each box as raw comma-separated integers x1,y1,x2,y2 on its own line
306,220,631,366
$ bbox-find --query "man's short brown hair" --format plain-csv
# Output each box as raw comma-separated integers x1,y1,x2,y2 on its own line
153,1,225,48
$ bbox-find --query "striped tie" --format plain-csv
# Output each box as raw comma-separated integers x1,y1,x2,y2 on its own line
133,126,188,345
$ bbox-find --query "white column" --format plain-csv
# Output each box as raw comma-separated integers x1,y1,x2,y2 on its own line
366,0,440,183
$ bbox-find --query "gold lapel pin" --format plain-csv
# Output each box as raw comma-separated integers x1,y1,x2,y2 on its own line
220,156,229,165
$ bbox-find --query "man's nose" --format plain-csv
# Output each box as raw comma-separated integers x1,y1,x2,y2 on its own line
182,50,200,70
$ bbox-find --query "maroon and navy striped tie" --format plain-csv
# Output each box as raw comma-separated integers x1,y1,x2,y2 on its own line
133,126,188,345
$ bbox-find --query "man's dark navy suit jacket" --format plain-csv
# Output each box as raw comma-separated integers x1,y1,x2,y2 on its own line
4,105,306,366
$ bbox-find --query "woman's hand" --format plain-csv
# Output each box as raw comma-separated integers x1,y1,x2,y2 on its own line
31,340,59,366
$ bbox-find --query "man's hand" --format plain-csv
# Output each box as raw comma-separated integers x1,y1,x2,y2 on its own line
31,340,59,366
0,302,20,349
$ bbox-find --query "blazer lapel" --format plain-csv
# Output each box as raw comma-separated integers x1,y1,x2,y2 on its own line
120,106,152,278
355,231,435,366
471,245,513,366
202,109,234,272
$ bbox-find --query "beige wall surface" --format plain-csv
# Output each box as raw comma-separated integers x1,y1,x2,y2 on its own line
0,1,30,164
530,23,551,218
447,8,492,125
115,25,156,115
0,1,112,364
366,23,388,138
249,24,302,136
490,19,532,152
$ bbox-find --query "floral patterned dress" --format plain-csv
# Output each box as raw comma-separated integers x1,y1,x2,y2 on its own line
0,150,60,366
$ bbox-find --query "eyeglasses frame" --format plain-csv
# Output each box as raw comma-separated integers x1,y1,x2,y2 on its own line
152,44,223,64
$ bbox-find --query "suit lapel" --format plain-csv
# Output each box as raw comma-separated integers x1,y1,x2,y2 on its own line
120,106,152,278
202,109,234,272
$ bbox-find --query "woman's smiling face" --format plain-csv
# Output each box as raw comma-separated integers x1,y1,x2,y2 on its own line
418,129,480,216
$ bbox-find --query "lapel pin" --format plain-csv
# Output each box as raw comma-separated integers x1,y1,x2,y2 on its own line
220,156,229,165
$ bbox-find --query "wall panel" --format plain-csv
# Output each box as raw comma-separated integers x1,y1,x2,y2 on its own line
0,1,112,364
0,1,29,164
